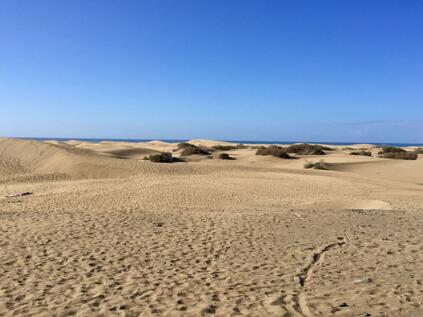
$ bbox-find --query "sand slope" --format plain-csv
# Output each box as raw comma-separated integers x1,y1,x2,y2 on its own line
0,138,422,316
0,138,134,179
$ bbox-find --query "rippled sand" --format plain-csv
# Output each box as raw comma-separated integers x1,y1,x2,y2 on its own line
0,138,422,316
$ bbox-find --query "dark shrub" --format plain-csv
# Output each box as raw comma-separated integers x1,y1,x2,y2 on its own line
218,153,235,160
304,160,332,170
212,144,246,151
382,152,417,160
177,142,196,150
286,144,326,155
350,151,372,157
181,147,210,156
318,145,335,151
145,152,174,163
256,145,295,159
212,145,236,151
377,146,417,160
177,143,210,156
381,146,406,153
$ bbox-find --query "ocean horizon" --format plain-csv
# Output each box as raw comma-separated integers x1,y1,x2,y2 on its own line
12,137,423,147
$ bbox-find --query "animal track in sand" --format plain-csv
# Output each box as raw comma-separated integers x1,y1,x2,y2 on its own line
297,239,346,288
282,238,347,317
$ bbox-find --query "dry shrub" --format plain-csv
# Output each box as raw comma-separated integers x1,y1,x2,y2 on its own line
414,147,423,154
177,143,210,156
304,160,332,170
145,153,175,163
350,151,372,157
382,152,417,160
381,146,406,153
286,144,326,155
256,145,295,159
218,153,235,160
318,145,335,151
212,144,246,151
378,146,417,160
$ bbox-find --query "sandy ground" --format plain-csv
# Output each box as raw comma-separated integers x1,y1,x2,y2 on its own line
0,138,422,316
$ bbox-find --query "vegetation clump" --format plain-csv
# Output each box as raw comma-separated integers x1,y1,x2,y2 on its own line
380,146,406,154
350,151,372,157
414,147,423,154
378,146,417,160
144,152,175,163
318,145,335,151
212,144,246,151
286,144,326,155
256,145,295,159
304,160,332,170
218,153,235,160
381,151,417,160
177,143,211,156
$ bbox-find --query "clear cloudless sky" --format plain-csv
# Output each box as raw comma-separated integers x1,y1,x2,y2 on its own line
0,0,422,143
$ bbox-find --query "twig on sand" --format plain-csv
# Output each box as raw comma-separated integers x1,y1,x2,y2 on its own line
5,192,33,198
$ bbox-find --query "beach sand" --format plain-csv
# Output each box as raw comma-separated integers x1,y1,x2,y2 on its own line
0,138,422,316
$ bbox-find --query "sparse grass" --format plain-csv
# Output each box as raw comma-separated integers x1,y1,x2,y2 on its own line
218,153,235,160
350,151,372,157
414,147,423,154
304,160,332,170
286,144,326,155
256,145,295,159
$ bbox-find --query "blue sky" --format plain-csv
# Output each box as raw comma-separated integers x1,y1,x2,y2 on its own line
0,0,422,142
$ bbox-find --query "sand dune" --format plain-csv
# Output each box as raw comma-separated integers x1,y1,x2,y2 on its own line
0,138,422,316
187,139,239,147
0,138,134,179
333,158,423,186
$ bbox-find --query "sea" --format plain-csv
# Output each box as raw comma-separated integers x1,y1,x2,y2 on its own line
15,137,423,147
